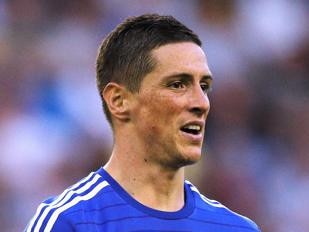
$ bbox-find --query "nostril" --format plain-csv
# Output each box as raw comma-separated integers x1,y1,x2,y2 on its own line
190,107,205,116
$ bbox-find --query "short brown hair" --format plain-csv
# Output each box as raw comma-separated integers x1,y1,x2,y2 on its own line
96,14,202,124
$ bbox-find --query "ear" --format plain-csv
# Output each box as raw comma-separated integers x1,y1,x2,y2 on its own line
102,83,131,122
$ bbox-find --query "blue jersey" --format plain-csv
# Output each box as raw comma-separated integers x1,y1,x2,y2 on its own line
25,168,260,232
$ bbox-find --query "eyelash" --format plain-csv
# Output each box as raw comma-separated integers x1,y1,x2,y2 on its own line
200,82,212,93
168,81,211,93
169,81,185,89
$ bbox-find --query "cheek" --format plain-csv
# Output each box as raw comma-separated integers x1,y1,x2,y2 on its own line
152,98,181,124
136,92,184,128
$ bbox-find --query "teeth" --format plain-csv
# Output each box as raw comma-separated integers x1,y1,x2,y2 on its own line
184,125,201,131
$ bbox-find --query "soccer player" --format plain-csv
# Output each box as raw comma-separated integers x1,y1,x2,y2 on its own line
25,14,261,232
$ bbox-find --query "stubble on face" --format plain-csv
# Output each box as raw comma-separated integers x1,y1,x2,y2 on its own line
130,42,211,170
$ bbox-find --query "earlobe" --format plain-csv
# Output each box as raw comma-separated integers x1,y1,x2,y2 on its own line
102,83,130,122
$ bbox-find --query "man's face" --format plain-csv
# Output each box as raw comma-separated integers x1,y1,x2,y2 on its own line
130,42,212,169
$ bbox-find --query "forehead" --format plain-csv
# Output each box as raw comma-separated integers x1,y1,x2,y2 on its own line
150,42,211,76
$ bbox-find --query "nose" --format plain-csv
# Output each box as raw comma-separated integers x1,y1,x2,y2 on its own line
188,85,210,117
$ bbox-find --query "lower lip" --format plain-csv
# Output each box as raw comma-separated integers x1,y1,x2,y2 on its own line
180,131,203,143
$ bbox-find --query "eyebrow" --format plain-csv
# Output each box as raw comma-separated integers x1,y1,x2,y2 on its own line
164,72,213,82
201,74,213,82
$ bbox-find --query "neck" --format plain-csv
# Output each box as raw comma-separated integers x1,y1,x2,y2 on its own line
104,142,185,212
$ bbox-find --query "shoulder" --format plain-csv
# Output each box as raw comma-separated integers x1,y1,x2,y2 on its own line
25,171,111,232
185,181,261,232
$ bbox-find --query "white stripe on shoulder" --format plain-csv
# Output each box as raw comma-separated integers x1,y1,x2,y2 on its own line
26,171,97,232
186,180,226,209
200,195,226,208
32,173,104,232
185,180,200,193
44,180,109,232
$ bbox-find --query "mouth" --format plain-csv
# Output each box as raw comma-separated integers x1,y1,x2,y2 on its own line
180,123,203,136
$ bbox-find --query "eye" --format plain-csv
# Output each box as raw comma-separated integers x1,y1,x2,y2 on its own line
200,82,212,93
169,81,185,89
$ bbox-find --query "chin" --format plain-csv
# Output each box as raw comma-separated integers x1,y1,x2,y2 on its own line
187,153,202,164
178,149,202,166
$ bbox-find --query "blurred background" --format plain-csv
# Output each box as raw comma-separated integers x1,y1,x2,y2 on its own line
0,0,308,231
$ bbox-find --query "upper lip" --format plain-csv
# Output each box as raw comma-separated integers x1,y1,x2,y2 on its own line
180,120,205,131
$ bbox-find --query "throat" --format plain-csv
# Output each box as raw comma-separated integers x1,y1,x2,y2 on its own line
134,184,185,212
123,168,185,212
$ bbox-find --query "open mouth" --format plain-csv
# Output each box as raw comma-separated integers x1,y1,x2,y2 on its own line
180,124,201,135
